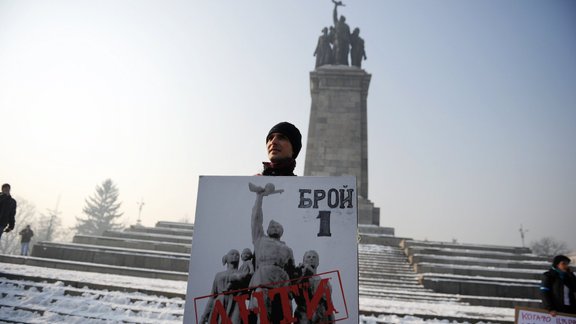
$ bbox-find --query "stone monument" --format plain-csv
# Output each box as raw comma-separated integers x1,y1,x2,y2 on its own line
305,1,391,234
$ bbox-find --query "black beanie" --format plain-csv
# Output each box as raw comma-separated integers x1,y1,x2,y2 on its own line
266,122,302,159
552,255,570,267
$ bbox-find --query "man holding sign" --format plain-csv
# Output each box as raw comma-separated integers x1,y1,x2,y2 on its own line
260,122,302,176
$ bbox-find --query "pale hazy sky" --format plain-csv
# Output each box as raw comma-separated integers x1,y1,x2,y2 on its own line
1,1,575,250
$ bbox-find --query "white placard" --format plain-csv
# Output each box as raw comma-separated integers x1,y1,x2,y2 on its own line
515,307,576,324
184,176,358,323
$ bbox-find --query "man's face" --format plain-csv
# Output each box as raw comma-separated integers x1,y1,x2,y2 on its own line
267,132,294,162
1,186,9,195
558,261,570,272
303,251,319,269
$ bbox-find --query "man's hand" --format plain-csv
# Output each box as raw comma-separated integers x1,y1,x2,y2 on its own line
298,263,315,277
549,311,557,317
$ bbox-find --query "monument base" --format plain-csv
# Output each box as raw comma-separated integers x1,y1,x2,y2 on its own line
358,196,380,226
358,224,395,236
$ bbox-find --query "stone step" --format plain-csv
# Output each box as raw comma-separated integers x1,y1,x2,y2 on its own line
458,295,541,309
415,262,542,280
359,262,410,268
359,257,410,264
73,235,191,254
360,287,462,303
420,275,540,299
31,242,190,272
155,221,194,230
0,254,188,281
358,225,395,236
360,250,406,256
360,277,420,286
0,280,183,323
360,285,429,293
360,277,422,286
409,254,548,270
359,256,410,262
127,225,193,237
0,273,186,300
359,304,513,324
401,239,530,255
0,305,170,324
359,267,414,274
359,260,412,267
360,269,419,279
404,246,546,262
103,230,193,244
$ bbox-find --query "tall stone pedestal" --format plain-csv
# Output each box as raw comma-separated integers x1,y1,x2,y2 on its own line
304,65,381,226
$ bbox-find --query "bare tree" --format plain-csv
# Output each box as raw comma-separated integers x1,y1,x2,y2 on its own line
0,199,36,255
530,237,568,258
36,208,67,243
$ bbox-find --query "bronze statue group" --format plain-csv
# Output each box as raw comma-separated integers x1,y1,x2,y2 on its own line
314,0,367,69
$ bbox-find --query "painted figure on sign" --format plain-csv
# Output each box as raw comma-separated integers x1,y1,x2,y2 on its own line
248,182,297,323
293,250,336,323
200,249,242,324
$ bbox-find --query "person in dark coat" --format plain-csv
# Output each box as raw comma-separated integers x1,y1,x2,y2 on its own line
540,255,576,315
19,225,34,256
0,183,17,240
260,122,302,176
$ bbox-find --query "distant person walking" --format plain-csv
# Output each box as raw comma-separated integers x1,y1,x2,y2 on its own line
19,225,34,256
540,255,576,315
0,183,17,240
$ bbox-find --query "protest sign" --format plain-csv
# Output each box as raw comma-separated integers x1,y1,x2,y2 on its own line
515,307,576,324
183,176,358,323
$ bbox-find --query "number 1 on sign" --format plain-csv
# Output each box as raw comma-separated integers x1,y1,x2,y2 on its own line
317,211,332,237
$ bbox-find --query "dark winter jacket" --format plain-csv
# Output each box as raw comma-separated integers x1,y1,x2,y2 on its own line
19,227,34,243
0,193,17,229
261,159,297,176
540,267,576,314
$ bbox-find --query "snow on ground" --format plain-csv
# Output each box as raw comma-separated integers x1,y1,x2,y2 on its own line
0,262,187,294
411,254,547,267
360,244,400,253
359,314,494,324
360,296,514,323
402,240,526,251
0,262,518,323
420,272,539,285
1,281,183,323
406,246,538,257
417,262,542,275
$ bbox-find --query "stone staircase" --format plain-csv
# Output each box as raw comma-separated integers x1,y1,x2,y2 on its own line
0,221,550,323
0,269,185,323
401,239,547,308
359,244,462,304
